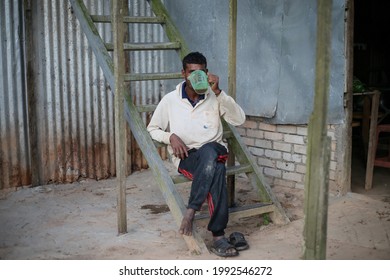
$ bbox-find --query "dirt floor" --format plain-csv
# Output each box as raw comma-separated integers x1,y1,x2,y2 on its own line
0,160,389,260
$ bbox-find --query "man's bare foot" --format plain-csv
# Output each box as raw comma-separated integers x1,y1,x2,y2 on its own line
179,208,195,236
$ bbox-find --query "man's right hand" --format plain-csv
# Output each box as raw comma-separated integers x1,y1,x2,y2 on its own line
169,134,189,160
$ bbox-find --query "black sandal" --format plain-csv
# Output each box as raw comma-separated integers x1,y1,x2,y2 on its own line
210,237,239,257
229,232,249,251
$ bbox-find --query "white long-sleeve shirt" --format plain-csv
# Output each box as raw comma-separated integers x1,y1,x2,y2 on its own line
147,81,246,168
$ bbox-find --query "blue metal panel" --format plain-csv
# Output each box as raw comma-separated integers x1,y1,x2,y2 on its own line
164,0,346,124
274,0,346,124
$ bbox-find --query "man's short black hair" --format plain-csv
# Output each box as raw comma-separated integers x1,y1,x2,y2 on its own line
182,52,207,70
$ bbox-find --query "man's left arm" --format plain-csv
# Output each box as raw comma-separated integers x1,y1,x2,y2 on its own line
216,91,246,126
208,73,246,126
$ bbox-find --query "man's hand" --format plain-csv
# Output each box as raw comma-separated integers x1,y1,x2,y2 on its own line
169,133,189,159
208,73,222,96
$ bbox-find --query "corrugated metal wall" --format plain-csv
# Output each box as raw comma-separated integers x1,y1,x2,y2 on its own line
0,0,31,189
0,0,169,190
26,0,116,186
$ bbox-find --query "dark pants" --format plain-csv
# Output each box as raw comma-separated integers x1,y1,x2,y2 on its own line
178,142,228,237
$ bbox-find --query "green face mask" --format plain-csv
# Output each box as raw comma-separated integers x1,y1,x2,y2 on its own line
188,70,209,94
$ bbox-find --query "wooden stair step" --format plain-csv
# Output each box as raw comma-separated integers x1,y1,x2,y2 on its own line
90,15,165,24
124,72,182,81
195,202,275,222
137,104,158,113
105,42,181,51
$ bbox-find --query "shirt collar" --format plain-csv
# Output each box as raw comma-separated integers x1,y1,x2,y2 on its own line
181,82,205,107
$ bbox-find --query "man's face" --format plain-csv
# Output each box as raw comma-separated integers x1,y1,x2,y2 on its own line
182,63,207,91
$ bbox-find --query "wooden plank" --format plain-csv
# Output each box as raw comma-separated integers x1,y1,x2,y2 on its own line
341,0,354,195
303,0,332,260
304,136,331,259
227,0,238,207
228,0,237,101
90,15,165,24
362,95,371,155
105,42,181,51
137,104,158,113
364,90,380,190
124,72,182,81
226,164,253,177
195,203,275,222
25,1,40,187
112,0,128,234
229,204,275,223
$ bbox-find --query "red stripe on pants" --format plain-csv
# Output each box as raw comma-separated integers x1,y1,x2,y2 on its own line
178,168,193,180
207,192,214,216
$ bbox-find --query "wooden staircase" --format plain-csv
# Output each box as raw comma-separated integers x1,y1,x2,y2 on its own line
69,0,289,255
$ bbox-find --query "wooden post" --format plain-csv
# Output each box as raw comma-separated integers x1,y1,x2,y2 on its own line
303,0,333,260
341,0,354,195
364,90,380,190
112,0,128,234
25,0,40,186
362,95,371,154
227,0,237,207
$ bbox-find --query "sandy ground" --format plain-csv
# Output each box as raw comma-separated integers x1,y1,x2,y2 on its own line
0,161,389,260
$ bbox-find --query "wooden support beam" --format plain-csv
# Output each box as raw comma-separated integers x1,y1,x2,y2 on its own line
228,204,275,223
195,203,275,223
228,0,237,101
364,90,380,190
90,15,165,24
123,72,182,81
227,0,238,207
112,0,128,234
25,0,40,187
341,0,354,195
303,0,333,260
105,42,181,51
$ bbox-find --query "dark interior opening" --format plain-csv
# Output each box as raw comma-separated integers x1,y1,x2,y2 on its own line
352,0,390,196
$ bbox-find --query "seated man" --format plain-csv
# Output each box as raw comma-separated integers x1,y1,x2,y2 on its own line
147,51,246,257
